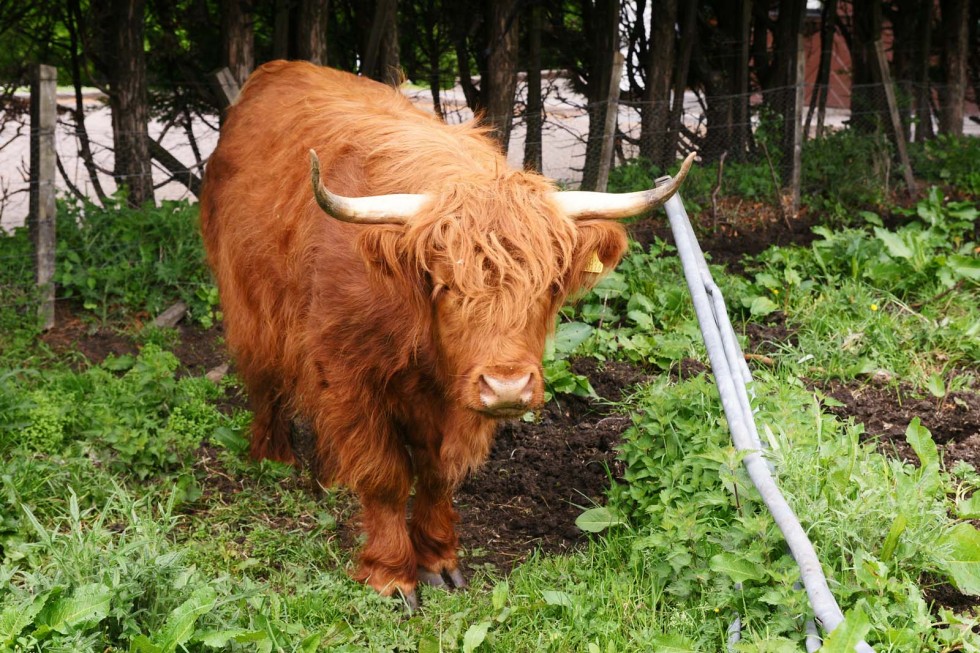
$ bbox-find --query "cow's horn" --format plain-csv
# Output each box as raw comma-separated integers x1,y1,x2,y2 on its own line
553,152,697,221
309,150,427,225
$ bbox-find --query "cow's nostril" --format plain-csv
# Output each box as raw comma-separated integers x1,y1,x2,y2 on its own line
479,373,533,407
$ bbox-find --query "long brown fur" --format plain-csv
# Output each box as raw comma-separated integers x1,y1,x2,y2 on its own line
200,61,628,598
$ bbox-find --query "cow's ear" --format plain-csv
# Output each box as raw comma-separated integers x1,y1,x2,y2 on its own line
568,222,629,294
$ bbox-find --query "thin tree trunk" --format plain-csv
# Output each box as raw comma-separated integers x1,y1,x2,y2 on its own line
273,0,290,59
428,22,444,119
850,0,884,132
761,0,805,184
938,0,968,135
913,0,934,141
730,0,752,159
524,2,543,172
66,0,108,205
296,0,329,65
110,0,153,207
639,0,677,166
221,0,253,87
364,0,400,85
665,0,697,160
482,0,520,151
582,0,621,190
804,0,837,139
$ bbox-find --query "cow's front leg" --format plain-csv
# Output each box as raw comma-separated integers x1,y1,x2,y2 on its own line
409,448,467,590
349,447,419,608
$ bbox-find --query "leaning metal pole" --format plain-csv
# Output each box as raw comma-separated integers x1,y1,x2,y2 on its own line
656,177,874,653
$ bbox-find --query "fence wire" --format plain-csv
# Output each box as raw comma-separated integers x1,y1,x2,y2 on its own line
1,75,977,233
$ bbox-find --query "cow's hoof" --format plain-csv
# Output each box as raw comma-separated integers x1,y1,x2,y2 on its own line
418,568,447,588
418,566,467,590
395,588,420,614
446,567,467,589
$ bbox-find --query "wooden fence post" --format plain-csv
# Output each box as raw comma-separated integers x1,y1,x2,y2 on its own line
29,63,57,331
790,34,805,216
210,67,240,117
872,40,917,194
595,50,625,193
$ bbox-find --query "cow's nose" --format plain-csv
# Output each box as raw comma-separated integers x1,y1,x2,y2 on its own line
479,372,534,410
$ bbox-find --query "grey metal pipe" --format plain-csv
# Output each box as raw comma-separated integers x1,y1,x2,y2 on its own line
657,178,874,653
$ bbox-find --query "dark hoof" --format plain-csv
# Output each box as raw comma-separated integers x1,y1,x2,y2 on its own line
418,569,447,588
418,566,467,590
395,588,419,614
446,567,467,589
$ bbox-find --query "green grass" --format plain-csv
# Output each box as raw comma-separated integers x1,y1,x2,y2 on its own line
0,154,978,650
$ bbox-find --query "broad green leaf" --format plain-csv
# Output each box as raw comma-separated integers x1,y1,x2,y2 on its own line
299,632,321,653
541,590,576,609
554,322,593,355
926,373,946,398
821,606,871,653
938,523,980,595
129,634,162,653
0,591,50,647
956,494,980,519
103,354,135,371
880,513,907,561
417,636,440,653
195,628,267,647
749,296,778,317
575,507,624,533
709,552,766,584
462,621,491,653
874,228,913,259
648,634,699,652
859,210,883,226
627,309,654,330
153,585,217,652
949,254,980,281
36,583,111,636
905,418,940,492
491,581,509,611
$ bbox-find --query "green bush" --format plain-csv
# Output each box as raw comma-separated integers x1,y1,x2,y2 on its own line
909,135,980,196
802,129,895,212
0,344,232,481
55,197,218,325
608,375,979,650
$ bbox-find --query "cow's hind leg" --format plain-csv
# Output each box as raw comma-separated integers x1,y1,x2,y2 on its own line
410,449,466,590
246,377,295,464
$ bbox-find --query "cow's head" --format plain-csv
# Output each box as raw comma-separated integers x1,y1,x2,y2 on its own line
309,151,694,418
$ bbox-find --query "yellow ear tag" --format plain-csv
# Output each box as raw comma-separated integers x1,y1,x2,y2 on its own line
584,250,605,274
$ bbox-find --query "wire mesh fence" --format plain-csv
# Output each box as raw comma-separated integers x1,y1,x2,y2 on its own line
1,69,977,325
3,74,976,231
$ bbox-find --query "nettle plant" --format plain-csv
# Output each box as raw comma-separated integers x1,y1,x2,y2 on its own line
557,239,703,370
0,345,233,484
603,375,980,650
739,188,979,317
54,198,220,326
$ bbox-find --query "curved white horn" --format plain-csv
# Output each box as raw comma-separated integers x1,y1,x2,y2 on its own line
309,150,428,225
552,152,697,221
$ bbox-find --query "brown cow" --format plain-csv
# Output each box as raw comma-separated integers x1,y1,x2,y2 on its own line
200,61,692,608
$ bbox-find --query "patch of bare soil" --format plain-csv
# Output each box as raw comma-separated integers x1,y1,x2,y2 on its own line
457,358,648,571
41,304,138,365
628,198,821,273
820,379,980,614
821,380,980,466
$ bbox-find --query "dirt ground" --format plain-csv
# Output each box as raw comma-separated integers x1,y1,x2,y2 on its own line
39,203,979,612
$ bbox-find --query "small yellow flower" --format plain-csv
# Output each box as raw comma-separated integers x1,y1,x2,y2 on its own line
870,303,878,311
772,288,780,295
